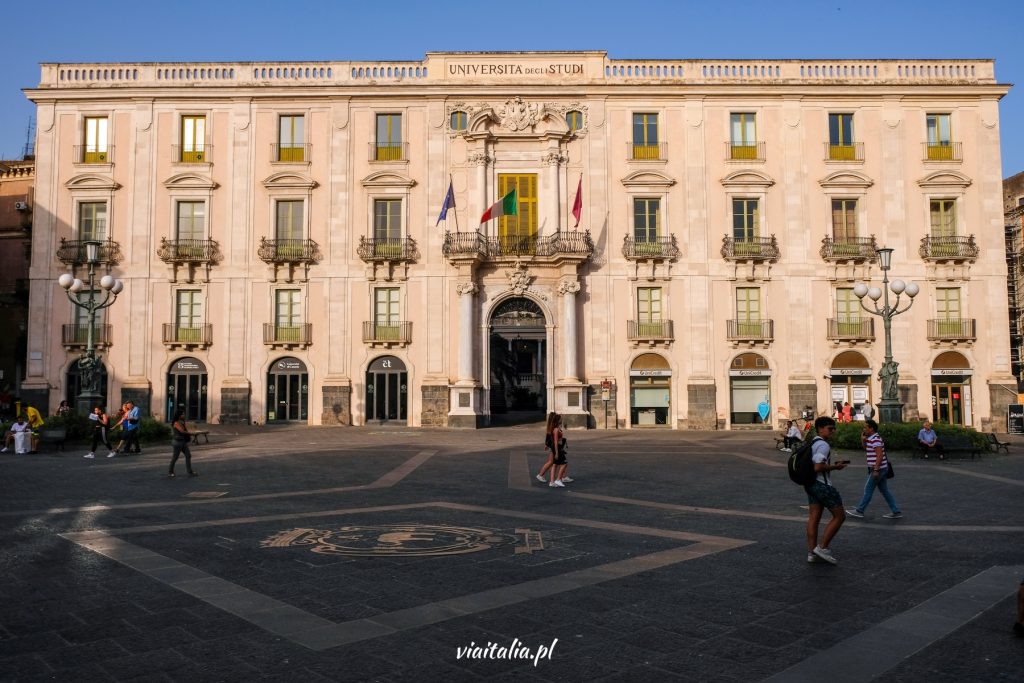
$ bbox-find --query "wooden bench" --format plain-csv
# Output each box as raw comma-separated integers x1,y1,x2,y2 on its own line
915,434,980,460
985,432,1011,454
188,430,210,445
38,427,67,452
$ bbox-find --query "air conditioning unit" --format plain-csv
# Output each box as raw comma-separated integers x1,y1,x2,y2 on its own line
14,201,29,211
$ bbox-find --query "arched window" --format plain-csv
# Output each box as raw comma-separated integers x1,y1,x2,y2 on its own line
450,111,467,131
566,110,583,131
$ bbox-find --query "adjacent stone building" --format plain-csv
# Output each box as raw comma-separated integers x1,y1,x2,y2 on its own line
0,160,32,413
22,53,1015,429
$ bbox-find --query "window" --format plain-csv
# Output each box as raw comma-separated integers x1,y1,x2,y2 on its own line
937,288,961,320
373,199,402,257
180,115,206,162
175,290,204,342
636,287,663,338
929,199,956,237
278,115,305,162
730,113,757,159
374,287,400,340
497,174,537,252
632,113,659,159
275,289,302,341
828,113,855,160
732,198,760,252
736,287,761,335
831,199,858,243
176,201,205,241
375,113,402,160
83,116,108,163
276,200,304,241
633,198,660,244
78,202,107,241
926,113,954,160
566,110,583,132
450,111,467,131
835,288,862,336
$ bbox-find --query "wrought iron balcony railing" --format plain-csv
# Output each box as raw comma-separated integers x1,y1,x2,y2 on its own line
356,236,419,262
441,230,593,262
627,320,674,342
61,323,112,348
727,141,765,161
827,318,875,340
442,231,488,259
172,144,211,163
628,141,666,161
257,238,321,264
370,142,408,162
157,238,222,264
820,235,878,261
721,235,779,261
727,319,774,342
271,143,310,163
825,142,864,161
73,145,113,164
263,323,312,346
919,235,979,261
56,238,122,266
923,142,962,162
622,235,681,260
927,319,976,341
162,323,212,346
362,321,412,344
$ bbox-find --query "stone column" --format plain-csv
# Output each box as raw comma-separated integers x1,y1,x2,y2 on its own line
469,151,490,230
559,279,581,381
456,281,477,383
543,151,566,234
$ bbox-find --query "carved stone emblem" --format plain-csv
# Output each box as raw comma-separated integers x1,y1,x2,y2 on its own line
558,279,581,295
455,281,478,296
500,97,541,131
506,262,532,295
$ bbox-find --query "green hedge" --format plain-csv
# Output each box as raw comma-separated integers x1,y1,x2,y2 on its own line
828,420,987,452
13,414,172,444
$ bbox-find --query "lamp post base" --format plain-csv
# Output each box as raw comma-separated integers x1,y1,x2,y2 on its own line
76,392,104,417
876,401,903,424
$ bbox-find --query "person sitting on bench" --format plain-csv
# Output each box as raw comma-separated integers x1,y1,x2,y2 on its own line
917,421,946,460
783,420,802,451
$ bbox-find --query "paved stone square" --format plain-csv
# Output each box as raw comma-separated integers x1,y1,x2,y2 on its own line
1,425,1022,682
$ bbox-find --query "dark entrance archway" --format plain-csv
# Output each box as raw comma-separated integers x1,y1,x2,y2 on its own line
267,357,309,423
365,355,407,423
167,357,207,422
489,297,547,420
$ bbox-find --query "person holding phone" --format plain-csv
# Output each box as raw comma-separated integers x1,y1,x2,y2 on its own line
846,419,902,519
804,416,848,565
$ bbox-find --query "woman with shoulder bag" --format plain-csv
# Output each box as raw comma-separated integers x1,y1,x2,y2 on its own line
167,409,197,478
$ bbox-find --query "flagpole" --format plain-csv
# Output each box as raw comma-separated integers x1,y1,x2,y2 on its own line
450,174,461,233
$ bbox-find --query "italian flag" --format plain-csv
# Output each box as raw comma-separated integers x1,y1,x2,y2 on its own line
480,190,517,223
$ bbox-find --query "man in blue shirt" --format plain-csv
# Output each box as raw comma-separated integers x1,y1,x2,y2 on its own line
917,421,945,460
120,401,142,455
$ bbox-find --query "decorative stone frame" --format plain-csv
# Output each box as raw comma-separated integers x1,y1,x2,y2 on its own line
64,173,121,276
916,170,974,281
818,170,875,282
360,171,416,281
720,170,776,281
72,111,114,171
172,111,213,167
262,171,318,282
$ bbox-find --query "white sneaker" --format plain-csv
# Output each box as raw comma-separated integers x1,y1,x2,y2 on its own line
846,509,864,518
107,452,117,458
549,480,565,488
782,448,792,452
807,552,819,563
536,474,546,482
0,447,8,453
560,477,574,483
812,546,837,565
84,453,95,459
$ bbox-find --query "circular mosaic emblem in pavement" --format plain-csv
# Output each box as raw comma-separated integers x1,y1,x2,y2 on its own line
260,524,516,557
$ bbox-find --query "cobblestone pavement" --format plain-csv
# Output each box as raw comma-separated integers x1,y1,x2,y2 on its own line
1,424,1022,682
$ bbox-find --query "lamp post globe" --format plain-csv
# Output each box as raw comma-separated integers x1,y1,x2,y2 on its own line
889,279,906,294
58,273,74,289
853,283,868,299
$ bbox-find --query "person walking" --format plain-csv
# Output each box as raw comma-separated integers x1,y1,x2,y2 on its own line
544,413,568,487
84,405,114,459
804,416,848,564
846,419,902,519
115,401,142,455
536,412,558,483
841,401,853,423
167,409,197,478
917,421,946,460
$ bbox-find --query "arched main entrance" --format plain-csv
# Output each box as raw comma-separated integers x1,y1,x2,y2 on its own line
629,353,671,426
729,352,772,426
488,297,547,415
167,357,207,422
66,359,109,411
931,351,973,427
267,357,308,423
365,355,407,423
829,350,872,420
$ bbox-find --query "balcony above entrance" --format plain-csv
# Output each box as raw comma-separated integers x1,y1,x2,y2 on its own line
442,230,593,266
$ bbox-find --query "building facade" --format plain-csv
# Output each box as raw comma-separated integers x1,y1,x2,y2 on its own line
0,160,32,415
23,53,1015,429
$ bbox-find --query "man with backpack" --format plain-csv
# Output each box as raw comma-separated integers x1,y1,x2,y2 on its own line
791,416,848,564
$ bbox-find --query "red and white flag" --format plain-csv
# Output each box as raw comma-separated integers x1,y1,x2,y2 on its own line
571,176,582,227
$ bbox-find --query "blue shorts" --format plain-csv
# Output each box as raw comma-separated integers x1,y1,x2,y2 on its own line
805,482,843,509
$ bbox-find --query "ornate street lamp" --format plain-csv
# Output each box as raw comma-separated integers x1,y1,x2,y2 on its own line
853,247,919,423
57,240,124,415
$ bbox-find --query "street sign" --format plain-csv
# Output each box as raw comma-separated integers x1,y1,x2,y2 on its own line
1008,404,1024,434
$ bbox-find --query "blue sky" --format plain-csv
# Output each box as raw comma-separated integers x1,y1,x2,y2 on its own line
3,0,1020,174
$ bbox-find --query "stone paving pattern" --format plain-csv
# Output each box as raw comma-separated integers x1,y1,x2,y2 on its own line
1,425,1022,681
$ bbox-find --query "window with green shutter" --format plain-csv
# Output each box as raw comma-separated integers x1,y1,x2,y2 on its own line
497,174,537,252
78,202,107,241
278,115,305,161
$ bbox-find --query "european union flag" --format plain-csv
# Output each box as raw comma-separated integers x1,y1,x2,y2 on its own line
435,181,456,226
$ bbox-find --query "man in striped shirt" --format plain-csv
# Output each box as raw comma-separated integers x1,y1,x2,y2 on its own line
846,419,902,519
